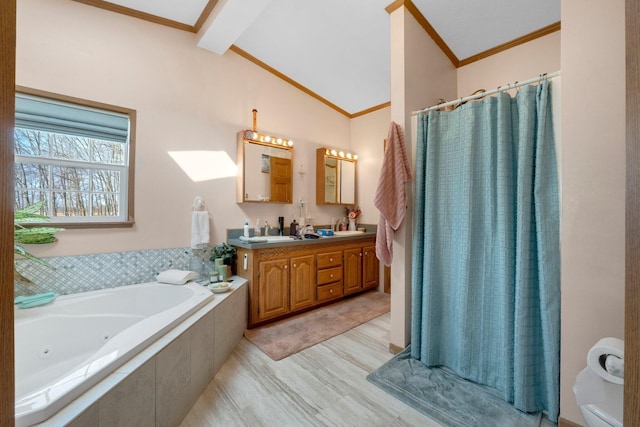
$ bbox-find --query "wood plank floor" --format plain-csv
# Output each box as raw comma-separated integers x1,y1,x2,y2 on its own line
181,313,557,427
180,313,442,427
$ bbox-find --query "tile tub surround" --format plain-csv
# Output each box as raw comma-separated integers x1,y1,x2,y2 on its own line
14,247,215,297
34,278,247,427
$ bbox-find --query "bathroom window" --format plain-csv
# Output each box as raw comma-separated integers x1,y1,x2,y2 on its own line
14,88,136,227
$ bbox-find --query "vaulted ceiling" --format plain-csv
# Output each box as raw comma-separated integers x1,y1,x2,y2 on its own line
74,0,561,117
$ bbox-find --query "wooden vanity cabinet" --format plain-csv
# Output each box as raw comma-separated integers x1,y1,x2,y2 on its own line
316,250,343,302
257,258,289,322
363,245,379,290
344,244,379,295
343,247,363,295
290,254,316,311
235,237,378,328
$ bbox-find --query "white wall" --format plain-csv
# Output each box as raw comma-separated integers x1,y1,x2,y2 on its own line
457,32,561,98
388,7,457,348
17,0,352,257
350,107,391,227
560,0,626,423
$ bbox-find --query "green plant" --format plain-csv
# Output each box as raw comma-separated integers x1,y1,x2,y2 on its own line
14,201,64,284
210,242,236,266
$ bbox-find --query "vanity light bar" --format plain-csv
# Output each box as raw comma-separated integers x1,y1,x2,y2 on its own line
243,130,293,148
324,148,358,160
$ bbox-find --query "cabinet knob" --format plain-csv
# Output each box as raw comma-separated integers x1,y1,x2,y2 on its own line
360,253,363,257
329,289,333,293
293,264,297,268
284,265,288,269
330,274,334,278
330,258,333,262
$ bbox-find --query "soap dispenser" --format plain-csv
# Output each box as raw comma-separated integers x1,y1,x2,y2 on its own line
243,220,250,238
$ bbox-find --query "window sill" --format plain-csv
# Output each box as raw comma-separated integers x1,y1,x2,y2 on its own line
20,221,135,230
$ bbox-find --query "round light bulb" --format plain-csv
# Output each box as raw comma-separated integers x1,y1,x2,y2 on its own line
353,154,359,160
331,149,337,156
346,153,352,159
338,151,345,157
252,132,258,139
265,135,271,142
288,140,293,146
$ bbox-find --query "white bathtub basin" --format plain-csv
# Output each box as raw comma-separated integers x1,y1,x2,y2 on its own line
14,282,214,427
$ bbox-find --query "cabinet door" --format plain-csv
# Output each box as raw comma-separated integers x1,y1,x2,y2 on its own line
290,254,315,312
343,247,362,295
363,245,379,289
258,259,289,321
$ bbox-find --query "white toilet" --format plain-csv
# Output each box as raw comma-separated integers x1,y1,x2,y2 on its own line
573,338,624,427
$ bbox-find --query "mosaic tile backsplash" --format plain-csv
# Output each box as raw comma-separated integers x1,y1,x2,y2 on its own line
14,247,216,297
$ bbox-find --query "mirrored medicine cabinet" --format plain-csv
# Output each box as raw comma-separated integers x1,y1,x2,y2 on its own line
236,130,293,204
315,147,357,205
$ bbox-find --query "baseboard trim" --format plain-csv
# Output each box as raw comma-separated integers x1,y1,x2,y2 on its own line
559,416,583,427
388,343,405,354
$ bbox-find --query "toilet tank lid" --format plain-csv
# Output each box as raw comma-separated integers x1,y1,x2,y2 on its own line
584,403,622,427
575,368,623,427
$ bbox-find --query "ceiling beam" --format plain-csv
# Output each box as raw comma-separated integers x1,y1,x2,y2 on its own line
197,0,274,55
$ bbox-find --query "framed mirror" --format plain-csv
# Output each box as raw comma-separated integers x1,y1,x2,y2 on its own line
316,147,357,205
236,130,293,203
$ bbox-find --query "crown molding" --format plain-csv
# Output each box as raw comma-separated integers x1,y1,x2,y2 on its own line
386,0,459,66
458,22,561,67
194,0,219,33
351,102,391,119
72,0,558,117
229,45,353,118
72,0,196,32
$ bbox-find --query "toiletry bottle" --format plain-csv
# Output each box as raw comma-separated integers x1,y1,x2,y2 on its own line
264,221,271,236
244,220,250,238
255,219,261,236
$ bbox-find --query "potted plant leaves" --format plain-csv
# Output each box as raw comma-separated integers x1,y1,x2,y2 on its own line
210,242,237,276
14,201,64,285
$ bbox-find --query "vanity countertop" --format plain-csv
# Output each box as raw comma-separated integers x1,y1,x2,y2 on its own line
228,230,376,250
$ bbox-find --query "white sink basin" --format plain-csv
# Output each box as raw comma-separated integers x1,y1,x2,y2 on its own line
332,230,364,236
239,235,294,243
265,236,294,242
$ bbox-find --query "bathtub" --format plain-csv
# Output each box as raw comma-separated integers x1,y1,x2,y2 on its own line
14,281,215,427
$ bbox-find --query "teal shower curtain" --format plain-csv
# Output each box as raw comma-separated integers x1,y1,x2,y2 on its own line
411,81,560,421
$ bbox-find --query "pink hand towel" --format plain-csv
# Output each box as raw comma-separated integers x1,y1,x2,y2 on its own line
374,122,413,266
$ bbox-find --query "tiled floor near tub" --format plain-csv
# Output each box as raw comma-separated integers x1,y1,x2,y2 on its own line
181,313,558,427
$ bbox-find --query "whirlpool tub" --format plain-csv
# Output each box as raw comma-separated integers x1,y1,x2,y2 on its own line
15,281,215,426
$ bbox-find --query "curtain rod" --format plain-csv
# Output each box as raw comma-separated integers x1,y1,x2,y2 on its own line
411,71,561,116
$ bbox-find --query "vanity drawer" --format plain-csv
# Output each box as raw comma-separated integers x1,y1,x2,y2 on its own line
317,282,343,302
317,267,342,285
317,251,342,269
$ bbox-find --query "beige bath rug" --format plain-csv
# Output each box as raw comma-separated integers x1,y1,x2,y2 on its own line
244,290,390,361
